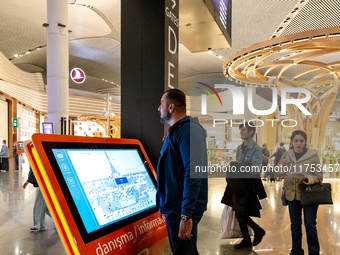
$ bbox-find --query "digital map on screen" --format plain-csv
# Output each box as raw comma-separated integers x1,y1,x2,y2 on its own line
52,149,157,233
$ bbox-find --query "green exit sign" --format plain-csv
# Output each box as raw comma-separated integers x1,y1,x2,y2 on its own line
13,118,18,128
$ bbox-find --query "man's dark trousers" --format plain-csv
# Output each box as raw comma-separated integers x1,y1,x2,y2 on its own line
164,212,203,253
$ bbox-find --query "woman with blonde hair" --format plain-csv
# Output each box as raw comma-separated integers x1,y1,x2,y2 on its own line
280,130,322,255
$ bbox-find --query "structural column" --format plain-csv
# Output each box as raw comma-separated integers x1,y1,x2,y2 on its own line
121,0,179,168
47,0,69,134
8,99,14,158
36,111,41,133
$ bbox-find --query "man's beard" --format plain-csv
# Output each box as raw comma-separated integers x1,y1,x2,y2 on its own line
160,110,171,124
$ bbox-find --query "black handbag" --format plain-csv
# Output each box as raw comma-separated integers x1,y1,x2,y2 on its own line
173,238,198,255
281,187,288,206
299,183,333,206
281,177,288,206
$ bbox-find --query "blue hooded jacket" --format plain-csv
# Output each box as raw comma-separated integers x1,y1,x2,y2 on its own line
156,116,208,217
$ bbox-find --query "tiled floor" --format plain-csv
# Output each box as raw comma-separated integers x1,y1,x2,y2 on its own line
1,164,339,255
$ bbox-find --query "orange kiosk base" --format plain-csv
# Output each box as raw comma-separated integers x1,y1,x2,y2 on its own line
24,134,168,255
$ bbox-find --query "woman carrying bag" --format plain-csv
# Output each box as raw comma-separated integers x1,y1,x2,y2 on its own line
280,130,322,255
221,122,267,249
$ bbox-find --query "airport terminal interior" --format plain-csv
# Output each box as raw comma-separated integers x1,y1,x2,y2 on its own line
2,0,340,254
1,163,340,255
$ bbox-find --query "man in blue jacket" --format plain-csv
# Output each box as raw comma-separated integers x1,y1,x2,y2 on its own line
157,89,208,254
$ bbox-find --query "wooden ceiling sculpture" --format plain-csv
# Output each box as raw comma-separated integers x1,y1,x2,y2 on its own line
223,26,340,151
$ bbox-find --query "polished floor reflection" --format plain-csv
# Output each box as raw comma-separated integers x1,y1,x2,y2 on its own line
1,165,340,255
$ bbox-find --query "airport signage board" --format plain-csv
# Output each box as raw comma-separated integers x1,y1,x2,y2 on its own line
70,68,86,84
165,0,178,89
13,118,18,128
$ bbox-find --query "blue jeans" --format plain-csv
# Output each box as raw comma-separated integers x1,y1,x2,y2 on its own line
164,212,203,254
288,200,319,255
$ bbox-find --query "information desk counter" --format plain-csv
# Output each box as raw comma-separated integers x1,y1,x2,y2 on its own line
24,134,168,255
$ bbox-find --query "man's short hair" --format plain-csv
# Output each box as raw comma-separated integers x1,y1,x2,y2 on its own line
239,122,256,138
164,89,186,113
3,140,6,144
280,142,285,146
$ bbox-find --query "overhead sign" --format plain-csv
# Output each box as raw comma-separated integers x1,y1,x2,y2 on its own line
42,122,54,134
70,68,86,84
165,0,178,89
13,118,18,128
209,0,232,37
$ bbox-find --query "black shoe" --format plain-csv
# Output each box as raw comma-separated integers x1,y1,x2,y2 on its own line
234,238,252,249
253,227,266,246
30,227,47,232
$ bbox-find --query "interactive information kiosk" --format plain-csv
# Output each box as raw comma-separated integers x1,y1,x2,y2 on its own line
16,141,24,154
24,134,168,255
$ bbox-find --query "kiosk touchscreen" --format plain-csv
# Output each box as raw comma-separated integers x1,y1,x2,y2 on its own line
25,134,168,255
16,141,25,154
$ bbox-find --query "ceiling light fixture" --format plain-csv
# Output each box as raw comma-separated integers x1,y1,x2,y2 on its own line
223,26,340,151
292,7,299,14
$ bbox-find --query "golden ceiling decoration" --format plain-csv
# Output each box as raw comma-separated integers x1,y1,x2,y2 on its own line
223,26,340,151
77,114,121,138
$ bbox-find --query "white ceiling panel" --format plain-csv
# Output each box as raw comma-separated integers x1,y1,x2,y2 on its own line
215,0,298,59
281,0,340,36
77,0,121,33
0,0,47,58
1,0,339,98
68,5,112,38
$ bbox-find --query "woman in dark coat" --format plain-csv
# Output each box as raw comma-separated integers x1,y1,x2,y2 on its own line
221,122,267,249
